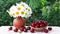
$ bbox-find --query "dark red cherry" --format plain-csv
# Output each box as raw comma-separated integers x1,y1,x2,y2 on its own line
31,23,35,27
24,28,28,32
44,29,49,33
40,24,45,27
44,21,48,25
48,27,52,31
30,28,35,33
8,27,12,30
35,21,39,25
20,27,24,31
39,20,43,24
26,26,31,30
14,28,18,32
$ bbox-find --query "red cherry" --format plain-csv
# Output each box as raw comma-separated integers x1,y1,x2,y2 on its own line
20,27,25,31
39,20,43,24
35,21,39,25
8,27,12,30
35,24,40,28
23,26,26,29
44,29,49,33
30,28,35,33
26,26,31,30
44,21,48,25
24,28,28,32
40,24,45,27
14,28,18,32
31,23,35,27
48,27,52,31
35,26,39,28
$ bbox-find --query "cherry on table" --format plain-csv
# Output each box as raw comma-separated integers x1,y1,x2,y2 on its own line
44,29,49,33
8,27,12,30
14,28,18,32
24,28,28,32
26,26,31,30
48,27,52,31
30,28,35,33
20,27,25,31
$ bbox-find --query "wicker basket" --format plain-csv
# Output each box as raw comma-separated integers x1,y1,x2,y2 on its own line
31,27,46,32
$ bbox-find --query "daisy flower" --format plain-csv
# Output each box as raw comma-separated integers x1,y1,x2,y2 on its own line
20,10,26,17
7,2,32,18
10,5,18,12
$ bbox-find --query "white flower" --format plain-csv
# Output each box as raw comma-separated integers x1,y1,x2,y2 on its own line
7,2,32,18
7,10,16,17
25,7,32,15
10,5,18,12
25,13,31,18
16,3,24,11
12,12,16,17
7,10,12,17
20,2,28,7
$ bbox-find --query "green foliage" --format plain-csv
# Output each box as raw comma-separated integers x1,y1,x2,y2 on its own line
0,0,60,26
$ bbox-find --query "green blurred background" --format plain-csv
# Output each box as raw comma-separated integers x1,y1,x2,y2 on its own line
0,0,60,26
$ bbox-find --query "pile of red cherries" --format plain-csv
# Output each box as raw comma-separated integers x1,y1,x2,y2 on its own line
31,20,48,28
8,20,52,33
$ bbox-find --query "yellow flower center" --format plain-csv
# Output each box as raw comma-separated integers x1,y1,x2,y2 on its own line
21,4,25,7
16,12,19,15
17,8,21,10
28,8,30,11
16,6,21,10
21,11,24,15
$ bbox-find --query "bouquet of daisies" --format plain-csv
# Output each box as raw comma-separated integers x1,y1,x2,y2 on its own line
7,2,32,18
